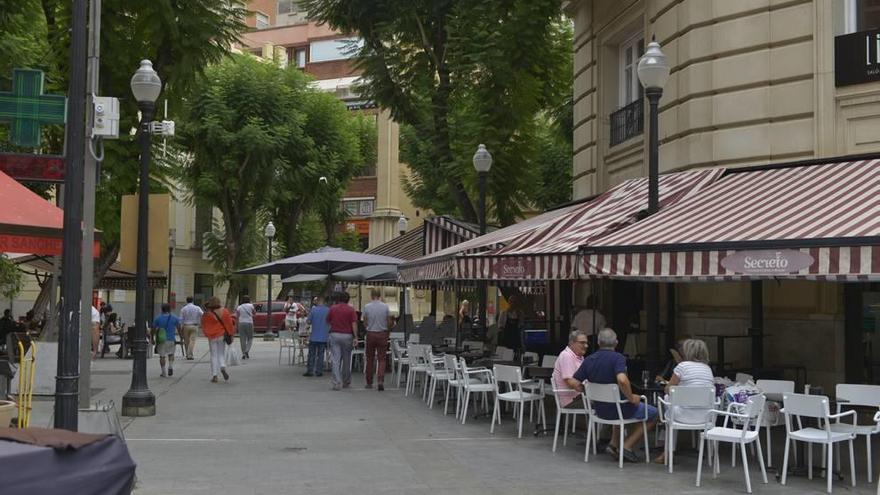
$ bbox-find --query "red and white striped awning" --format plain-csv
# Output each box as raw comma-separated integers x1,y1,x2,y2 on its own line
398,168,725,282
583,158,880,281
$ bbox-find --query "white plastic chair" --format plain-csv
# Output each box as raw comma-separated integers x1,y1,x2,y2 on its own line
490,364,546,438
391,340,409,389
460,359,494,425
541,355,557,368
405,345,429,397
781,393,856,494
830,384,880,483
696,394,768,494
407,334,420,344
523,351,539,364
494,346,514,361
462,340,484,352
735,373,754,384
756,379,795,468
551,387,590,452
657,386,716,473
278,330,295,365
350,341,365,372
583,382,650,468
425,350,450,408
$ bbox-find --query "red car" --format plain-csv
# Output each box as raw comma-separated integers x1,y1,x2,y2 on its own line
252,301,288,333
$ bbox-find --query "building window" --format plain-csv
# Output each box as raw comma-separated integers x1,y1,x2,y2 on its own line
277,0,300,15
294,47,307,68
342,200,358,216
310,38,363,63
609,98,644,147
619,34,645,107
358,199,374,216
845,0,880,33
193,273,214,307
255,12,269,29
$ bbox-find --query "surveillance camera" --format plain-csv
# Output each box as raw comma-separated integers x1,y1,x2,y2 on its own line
319,176,328,184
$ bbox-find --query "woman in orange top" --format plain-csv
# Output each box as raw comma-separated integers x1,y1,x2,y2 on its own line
202,296,235,383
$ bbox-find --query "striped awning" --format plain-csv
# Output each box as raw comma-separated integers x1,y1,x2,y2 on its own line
422,215,480,255
583,158,880,281
399,168,725,282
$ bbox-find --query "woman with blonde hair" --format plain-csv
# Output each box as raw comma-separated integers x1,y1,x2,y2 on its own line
201,296,235,383
457,300,471,329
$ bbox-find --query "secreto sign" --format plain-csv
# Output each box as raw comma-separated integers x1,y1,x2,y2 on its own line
491,258,535,279
720,250,814,275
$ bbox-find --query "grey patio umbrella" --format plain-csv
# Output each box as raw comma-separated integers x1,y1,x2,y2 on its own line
236,246,404,277
280,265,398,284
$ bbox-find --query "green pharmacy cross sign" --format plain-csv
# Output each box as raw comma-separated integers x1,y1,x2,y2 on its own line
0,69,67,148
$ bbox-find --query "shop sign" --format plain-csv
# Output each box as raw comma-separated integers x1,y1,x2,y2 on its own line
721,250,814,275
835,29,880,87
491,258,534,279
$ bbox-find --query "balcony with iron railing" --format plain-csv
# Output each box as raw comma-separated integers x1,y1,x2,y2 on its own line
609,97,644,147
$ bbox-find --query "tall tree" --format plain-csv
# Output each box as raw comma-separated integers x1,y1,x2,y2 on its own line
175,55,363,307
301,0,572,226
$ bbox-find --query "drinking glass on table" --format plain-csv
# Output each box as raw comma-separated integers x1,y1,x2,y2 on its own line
641,370,651,389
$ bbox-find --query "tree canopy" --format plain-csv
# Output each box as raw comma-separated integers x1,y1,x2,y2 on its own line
174,55,364,306
302,0,573,226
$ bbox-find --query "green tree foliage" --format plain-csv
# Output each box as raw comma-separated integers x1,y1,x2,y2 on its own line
0,254,23,300
302,0,572,226
175,55,363,306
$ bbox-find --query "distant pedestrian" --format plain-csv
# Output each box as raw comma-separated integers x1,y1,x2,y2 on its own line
362,288,392,391
235,295,256,359
0,309,15,348
152,304,180,377
284,295,306,334
326,291,358,390
303,295,330,377
90,305,101,359
179,296,204,360
202,297,234,383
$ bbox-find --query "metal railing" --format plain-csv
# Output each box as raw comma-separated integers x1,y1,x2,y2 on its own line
609,98,644,147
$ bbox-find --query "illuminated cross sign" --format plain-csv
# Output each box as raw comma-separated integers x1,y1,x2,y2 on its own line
0,69,67,148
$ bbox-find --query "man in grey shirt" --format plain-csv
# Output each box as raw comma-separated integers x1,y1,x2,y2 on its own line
362,288,392,391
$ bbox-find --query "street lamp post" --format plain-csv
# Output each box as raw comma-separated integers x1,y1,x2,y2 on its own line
637,39,669,376
167,229,176,304
122,60,161,417
263,221,276,341
473,144,493,346
397,216,408,237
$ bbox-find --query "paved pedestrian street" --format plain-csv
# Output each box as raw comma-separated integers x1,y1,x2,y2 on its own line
29,340,879,495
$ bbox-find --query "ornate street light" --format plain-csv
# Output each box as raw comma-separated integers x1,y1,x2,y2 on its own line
472,144,493,349
263,221,276,340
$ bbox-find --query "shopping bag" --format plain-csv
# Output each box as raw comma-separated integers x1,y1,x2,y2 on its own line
225,346,242,366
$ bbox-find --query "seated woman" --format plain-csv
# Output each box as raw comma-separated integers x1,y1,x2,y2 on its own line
655,338,715,463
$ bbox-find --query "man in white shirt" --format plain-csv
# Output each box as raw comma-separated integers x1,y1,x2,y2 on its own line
179,296,204,360
571,295,606,336
362,288,392,391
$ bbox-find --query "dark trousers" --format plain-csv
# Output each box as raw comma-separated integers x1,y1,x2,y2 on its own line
364,331,389,385
307,341,327,376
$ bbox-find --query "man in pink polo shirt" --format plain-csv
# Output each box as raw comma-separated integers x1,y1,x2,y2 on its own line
552,330,589,408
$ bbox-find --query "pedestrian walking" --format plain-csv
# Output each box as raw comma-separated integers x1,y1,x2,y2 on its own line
179,296,204,360
326,291,358,390
202,296,234,383
303,295,330,377
235,295,256,359
362,288,392,391
152,304,180,377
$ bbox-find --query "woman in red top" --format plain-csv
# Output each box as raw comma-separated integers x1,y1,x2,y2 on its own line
202,296,235,383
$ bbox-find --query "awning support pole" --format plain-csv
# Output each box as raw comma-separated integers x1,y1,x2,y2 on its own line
750,280,764,372
646,282,660,375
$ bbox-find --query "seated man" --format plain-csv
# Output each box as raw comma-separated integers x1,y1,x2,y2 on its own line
551,330,589,408
574,328,657,462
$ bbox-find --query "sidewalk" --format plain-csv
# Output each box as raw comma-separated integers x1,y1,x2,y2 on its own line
31,339,877,495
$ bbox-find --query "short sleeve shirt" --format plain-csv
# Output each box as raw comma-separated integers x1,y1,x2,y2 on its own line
91,306,100,325
362,300,390,332
306,305,331,343
327,303,357,333
552,346,584,407
152,313,180,343
573,349,632,420
235,303,255,324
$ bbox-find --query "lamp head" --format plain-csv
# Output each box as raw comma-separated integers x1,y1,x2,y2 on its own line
637,40,669,91
397,216,408,234
264,221,276,239
472,144,493,173
130,59,162,104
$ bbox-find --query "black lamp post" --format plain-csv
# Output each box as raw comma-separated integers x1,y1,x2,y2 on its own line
122,60,161,417
473,144,493,343
167,229,176,304
263,221,276,340
637,39,669,376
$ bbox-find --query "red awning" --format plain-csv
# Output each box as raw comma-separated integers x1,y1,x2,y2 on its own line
584,158,880,281
0,169,100,256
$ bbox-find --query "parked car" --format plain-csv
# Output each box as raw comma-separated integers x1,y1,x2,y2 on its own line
252,301,288,333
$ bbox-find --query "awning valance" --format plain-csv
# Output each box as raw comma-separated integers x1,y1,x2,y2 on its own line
583,158,880,281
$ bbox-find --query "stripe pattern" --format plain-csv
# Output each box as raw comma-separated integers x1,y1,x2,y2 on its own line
585,159,880,281
423,216,479,255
